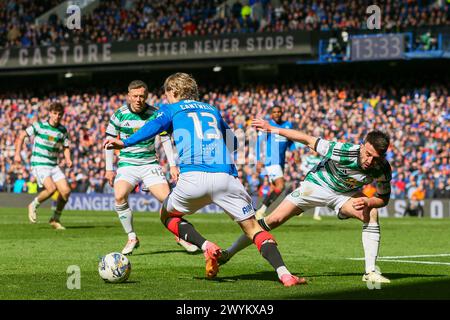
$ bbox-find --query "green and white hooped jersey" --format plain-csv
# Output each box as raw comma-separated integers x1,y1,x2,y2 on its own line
305,139,392,195
25,121,69,168
301,154,321,173
106,104,163,167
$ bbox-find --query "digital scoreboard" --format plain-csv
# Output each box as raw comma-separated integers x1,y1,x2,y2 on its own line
350,34,405,61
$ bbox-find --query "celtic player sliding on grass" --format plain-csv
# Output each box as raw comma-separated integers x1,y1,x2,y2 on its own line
220,119,392,284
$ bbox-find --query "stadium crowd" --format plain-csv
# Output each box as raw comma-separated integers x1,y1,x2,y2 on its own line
0,80,449,200
1,0,448,49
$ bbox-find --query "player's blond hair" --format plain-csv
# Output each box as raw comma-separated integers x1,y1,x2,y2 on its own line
163,73,199,100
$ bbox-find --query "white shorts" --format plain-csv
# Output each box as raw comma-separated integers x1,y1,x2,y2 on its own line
166,171,255,222
285,180,359,214
32,166,66,188
265,164,284,182
115,164,167,188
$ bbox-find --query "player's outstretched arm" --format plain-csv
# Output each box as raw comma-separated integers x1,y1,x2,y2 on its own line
105,109,171,150
252,119,318,150
122,108,171,148
102,120,164,150
358,166,392,209
104,135,116,186
370,194,390,208
160,134,179,182
352,194,390,211
14,130,27,163
160,134,177,167
104,137,125,150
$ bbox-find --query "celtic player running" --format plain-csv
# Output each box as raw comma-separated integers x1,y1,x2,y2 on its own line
14,102,72,230
105,80,198,255
220,119,392,284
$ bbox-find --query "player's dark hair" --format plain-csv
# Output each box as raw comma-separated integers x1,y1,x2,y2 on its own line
48,102,64,113
364,130,390,155
164,73,199,100
271,106,283,113
128,80,148,92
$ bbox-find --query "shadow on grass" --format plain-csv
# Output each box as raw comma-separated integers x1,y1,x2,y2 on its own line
282,223,359,232
301,272,447,280
65,226,116,229
103,281,140,285
198,271,450,296
204,271,278,283
132,249,202,256
36,225,116,230
279,276,450,300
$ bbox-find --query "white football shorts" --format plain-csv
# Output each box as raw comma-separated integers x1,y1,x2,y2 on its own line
285,180,359,215
165,171,255,221
115,164,167,188
31,166,66,188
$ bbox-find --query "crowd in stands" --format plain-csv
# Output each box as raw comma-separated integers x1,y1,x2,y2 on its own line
1,79,449,200
1,0,448,49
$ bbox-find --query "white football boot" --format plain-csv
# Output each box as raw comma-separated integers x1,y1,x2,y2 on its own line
49,219,66,230
176,236,200,253
122,237,140,255
362,271,391,283
28,202,37,223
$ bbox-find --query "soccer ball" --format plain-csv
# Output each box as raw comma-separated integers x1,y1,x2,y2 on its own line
98,252,131,283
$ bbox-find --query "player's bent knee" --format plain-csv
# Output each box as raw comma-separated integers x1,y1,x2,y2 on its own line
60,190,71,200
159,208,174,225
160,201,185,226
159,201,167,216
60,186,71,196
167,210,185,218
115,195,128,204
159,199,177,222
47,186,57,195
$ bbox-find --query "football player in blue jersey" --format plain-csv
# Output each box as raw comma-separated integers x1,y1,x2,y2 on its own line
104,73,306,286
255,106,294,219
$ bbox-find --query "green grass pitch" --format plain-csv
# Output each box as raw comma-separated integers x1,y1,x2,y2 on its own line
1,207,450,300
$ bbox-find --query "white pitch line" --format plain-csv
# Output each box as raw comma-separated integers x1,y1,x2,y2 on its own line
376,259,450,266
348,253,450,260
378,254,450,259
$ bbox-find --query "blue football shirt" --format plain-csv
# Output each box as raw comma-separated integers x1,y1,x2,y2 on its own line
123,100,238,176
256,119,294,169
